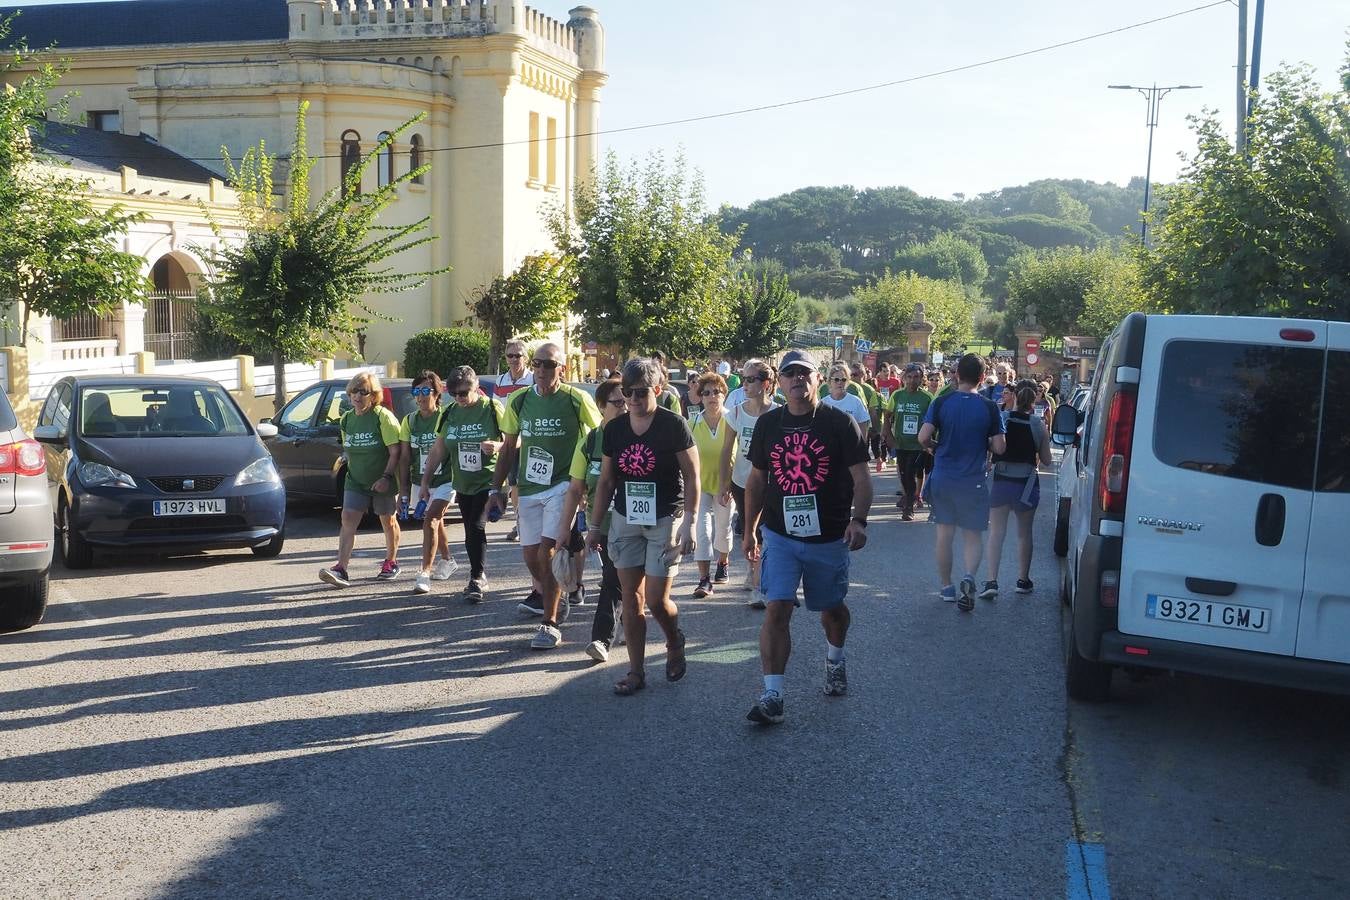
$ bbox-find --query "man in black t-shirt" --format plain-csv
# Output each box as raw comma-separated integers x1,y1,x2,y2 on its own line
742,350,873,725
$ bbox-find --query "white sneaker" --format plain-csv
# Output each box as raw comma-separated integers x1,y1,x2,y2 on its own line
558,591,570,623
530,624,562,650
414,572,431,594
431,557,458,581
741,571,755,592
585,640,609,662
748,589,767,610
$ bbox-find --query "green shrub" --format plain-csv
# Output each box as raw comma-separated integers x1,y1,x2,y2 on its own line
403,327,491,378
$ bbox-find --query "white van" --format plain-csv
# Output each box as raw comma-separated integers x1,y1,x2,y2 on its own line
1054,313,1349,700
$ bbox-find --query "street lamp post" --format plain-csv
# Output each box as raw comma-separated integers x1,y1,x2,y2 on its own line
1108,83,1201,245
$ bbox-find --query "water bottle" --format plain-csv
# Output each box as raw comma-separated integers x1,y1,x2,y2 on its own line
398,496,410,521
414,498,428,520
575,510,587,533
487,500,503,523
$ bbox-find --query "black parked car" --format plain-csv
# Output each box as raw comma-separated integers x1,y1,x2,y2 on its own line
264,376,497,505
33,376,286,568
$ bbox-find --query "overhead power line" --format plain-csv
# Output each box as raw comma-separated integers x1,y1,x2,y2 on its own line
36,0,1231,164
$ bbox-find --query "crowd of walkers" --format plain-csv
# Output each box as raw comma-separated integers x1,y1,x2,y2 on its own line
315,342,1059,723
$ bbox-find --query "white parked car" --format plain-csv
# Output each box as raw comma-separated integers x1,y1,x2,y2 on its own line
1055,313,1349,700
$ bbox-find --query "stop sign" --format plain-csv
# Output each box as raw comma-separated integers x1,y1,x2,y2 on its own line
1025,338,1041,353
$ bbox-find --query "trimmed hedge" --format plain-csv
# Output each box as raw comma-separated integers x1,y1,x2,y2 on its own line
403,328,491,379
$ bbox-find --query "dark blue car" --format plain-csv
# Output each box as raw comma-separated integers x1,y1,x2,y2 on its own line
32,375,286,568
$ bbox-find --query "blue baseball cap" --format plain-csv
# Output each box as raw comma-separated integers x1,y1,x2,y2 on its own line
777,350,818,372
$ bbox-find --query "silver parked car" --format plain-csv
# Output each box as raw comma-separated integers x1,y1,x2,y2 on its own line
0,387,54,632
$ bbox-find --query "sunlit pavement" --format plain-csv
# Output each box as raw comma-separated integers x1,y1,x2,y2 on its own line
1,467,1346,899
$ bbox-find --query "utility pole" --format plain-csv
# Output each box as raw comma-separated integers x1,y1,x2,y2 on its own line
1246,0,1266,136
1109,83,1202,246
1236,0,1248,155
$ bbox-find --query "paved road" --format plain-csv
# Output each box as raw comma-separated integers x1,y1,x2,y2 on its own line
1,466,1346,899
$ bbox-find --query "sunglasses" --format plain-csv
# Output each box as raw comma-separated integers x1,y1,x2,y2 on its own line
452,389,473,398
605,397,627,407
621,387,651,399
410,386,435,397
531,359,560,370
829,377,848,382
742,374,770,383
505,353,523,359
347,389,374,398
779,368,812,380
700,389,724,397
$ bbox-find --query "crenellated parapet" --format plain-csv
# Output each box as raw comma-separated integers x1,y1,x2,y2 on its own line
285,0,595,71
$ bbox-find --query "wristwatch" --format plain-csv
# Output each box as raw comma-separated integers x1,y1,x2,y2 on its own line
851,516,868,527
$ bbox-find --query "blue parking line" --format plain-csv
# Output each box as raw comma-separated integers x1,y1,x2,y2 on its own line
1066,841,1111,900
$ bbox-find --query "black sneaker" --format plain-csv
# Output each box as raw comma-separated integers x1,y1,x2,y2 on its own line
747,690,785,725
569,583,587,607
517,590,544,616
958,576,977,612
694,577,712,598
1016,578,1034,594
978,580,999,600
713,562,729,583
465,578,486,603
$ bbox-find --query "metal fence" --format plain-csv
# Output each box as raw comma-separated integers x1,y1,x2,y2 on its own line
53,311,116,342
143,291,200,361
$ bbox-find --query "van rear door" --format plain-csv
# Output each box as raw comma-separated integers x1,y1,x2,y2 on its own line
1296,322,1350,664
1120,317,1325,656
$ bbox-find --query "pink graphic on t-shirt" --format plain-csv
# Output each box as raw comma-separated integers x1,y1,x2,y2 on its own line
617,442,656,477
769,432,830,494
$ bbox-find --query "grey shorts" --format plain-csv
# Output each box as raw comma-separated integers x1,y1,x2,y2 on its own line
343,489,396,517
608,514,681,579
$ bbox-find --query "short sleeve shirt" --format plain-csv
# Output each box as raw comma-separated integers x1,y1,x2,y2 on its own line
748,403,869,543
820,392,872,428
887,388,934,452
499,384,601,496
494,370,534,398
341,406,402,495
438,396,504,495
400,410,452,487
923,391,1005,486
602,407,695,521
724,400,777,488
570,423,610,533
875,377,900,403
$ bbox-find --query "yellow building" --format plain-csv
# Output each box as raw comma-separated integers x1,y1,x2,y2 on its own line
2,0,607,364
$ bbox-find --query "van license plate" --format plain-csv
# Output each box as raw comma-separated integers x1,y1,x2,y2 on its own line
1145,594,1270,633
153,499,226,516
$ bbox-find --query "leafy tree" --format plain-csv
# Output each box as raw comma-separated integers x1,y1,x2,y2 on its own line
854,271,973,353
787,266,864,299
1079,254,1155,339
797,297,830,326
197,102,445,410
470,252,574,374
550,150,740,358
790,240,841,270
1141,59,1350,320
0,17,150,344
716,267,799,359
892,231,989,290
1006,246,1150,339
404,327,491,377
975,214,1103,251
968,178,1145,238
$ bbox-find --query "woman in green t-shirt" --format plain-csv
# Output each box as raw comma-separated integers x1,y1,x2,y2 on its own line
320,371,405,587
399,370,458,595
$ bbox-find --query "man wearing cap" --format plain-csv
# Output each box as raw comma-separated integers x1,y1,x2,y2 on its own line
884,363,934,521
742,350,873,725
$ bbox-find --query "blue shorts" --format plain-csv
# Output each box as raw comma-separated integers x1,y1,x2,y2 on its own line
991,474,1040,511
927,478,991,532
759,528,850,611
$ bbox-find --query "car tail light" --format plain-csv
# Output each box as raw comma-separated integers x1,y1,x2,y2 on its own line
0,439,45,477
1279,328,1316,342
1098,391,1136,516
1100,570,1120,608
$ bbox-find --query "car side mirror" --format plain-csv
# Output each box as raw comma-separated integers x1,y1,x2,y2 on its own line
256,422,279,439
33,424,65,444
259,417,272,425
1051,404,1081,446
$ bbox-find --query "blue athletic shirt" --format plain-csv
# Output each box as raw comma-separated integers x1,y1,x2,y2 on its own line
923,391,1005,485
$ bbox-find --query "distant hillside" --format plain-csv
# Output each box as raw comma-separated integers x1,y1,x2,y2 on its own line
717,178,1148,304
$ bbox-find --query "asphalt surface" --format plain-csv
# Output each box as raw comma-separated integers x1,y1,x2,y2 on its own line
1,464,1347,899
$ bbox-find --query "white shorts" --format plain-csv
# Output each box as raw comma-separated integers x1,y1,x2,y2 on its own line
517,481,569,547
429,483,456,504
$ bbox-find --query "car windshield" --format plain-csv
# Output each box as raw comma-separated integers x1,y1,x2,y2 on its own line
78,384,249,437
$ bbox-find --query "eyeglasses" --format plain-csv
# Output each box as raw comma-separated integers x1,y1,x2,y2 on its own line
779,368,812,380
699,389,724,397
605,397,627,407
621,387,651,399
347,389,373,398
531,359,560,370
505,353,523,359
829,377,848,383
410,386,435,397
452,389,473,398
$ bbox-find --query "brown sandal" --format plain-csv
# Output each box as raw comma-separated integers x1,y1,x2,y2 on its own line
614,671,646,696
665,629,687,682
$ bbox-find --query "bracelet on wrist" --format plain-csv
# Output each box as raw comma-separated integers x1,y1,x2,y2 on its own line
851,517,868,527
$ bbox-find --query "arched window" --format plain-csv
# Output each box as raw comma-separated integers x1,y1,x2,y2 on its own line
377,131,393,188
340,130,361,197
409,134,424,184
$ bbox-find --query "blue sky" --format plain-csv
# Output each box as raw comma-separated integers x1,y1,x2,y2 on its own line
12,0,1349,207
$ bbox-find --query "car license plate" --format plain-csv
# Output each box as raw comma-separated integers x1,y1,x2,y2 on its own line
153,498,226,516
1145,594,1270,633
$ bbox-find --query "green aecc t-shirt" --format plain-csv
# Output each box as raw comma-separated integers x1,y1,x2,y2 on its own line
341,406,402,495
